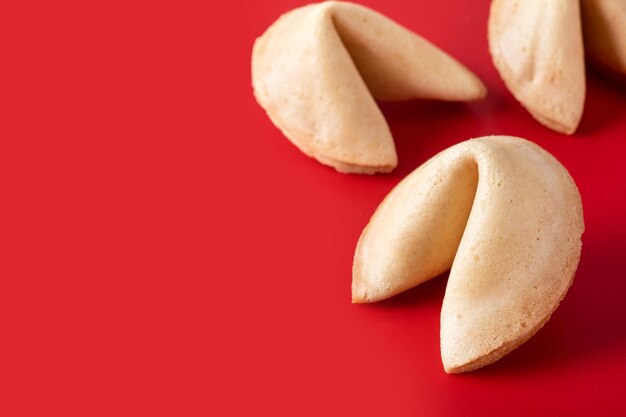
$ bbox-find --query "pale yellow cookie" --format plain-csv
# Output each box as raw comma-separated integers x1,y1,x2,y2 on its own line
252,1,486,174
352,136,584,373
581,0,626,76
488,0,585,134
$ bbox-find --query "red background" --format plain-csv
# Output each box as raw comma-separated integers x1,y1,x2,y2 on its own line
2,0,625,415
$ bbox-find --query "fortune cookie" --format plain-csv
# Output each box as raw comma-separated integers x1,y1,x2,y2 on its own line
488,0,586,134
252,1,486,174
353,136,584,373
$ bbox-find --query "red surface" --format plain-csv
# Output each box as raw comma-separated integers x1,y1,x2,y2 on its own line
2,0,625,415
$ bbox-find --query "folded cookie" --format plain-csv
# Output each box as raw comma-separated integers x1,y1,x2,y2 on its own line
252,1,486,174
581,0,626,76
353,136,584,373
488,0,586,134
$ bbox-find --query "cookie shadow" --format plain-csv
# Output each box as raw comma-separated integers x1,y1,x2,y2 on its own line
364,272,449,311
379,99,492,179
577,66,626,136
